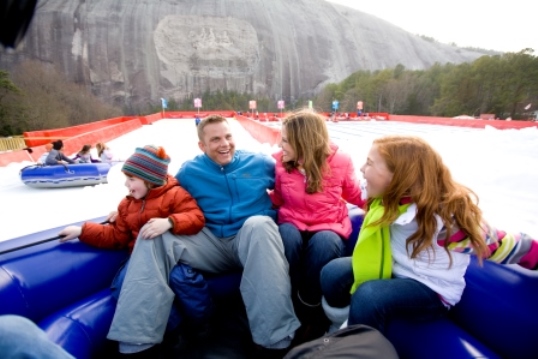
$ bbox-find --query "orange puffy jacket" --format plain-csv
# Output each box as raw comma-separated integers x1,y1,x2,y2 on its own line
79,175,204,253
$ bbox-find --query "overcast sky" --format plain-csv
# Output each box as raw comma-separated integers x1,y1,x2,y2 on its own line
326,0,537,53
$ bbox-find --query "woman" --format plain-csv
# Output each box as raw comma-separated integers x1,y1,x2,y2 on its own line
270,109,365,337
72,144,100,163
96,142,114,162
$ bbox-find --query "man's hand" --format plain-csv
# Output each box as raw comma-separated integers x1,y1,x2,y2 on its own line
140,218,173,239
58,226,82,242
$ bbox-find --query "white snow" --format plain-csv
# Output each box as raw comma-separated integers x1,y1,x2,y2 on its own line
1,118,537,242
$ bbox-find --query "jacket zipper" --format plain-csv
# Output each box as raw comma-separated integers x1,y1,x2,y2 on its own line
139,199,146,229
222,166,233,224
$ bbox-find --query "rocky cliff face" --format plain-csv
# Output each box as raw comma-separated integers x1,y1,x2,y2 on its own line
0,0,485,108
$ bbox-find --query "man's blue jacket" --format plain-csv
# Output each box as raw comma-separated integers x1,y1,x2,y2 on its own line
176,150,277,238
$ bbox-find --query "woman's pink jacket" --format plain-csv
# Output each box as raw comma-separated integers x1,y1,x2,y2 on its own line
270,143,365,239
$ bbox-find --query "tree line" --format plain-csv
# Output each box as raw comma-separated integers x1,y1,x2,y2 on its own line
0,60,120,136
2,50,537,136
161,50,538,119
312,49,538,119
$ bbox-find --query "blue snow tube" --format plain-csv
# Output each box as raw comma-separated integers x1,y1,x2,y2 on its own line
19,163,113,188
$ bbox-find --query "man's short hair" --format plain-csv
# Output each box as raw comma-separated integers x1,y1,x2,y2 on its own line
197,115,229,141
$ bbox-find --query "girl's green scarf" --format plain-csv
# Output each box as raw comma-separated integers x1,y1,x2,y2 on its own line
351,198,410,293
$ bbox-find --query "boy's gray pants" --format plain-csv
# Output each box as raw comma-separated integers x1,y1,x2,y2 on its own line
107,216,300,347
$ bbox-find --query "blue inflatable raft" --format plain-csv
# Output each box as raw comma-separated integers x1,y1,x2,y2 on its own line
19,163,113,188
0,207,536,358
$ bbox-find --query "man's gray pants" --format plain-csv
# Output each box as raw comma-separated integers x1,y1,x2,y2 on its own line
107,216,300,347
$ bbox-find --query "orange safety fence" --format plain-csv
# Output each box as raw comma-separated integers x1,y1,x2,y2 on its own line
389,115,538,130
0,147,35,166
22,116,142,147
164,111,236,119
235,115,281,146
238,111,391,121
0,119,142,166
3,111,537,167
57,119,143,157
241,112,285,122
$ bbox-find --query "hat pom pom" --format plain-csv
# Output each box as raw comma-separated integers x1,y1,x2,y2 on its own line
156,146,167,159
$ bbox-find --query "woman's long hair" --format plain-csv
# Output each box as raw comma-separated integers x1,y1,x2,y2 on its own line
78,144,91,155
281,109,332,193
371,135,489,262
96,142,107,157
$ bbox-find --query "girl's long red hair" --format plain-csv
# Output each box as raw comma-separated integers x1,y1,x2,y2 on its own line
372,135,489,262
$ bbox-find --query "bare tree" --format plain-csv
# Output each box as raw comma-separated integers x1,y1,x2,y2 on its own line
9,60,120,132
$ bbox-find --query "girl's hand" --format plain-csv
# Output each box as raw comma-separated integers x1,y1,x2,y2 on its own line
140,218,173,239
58,226,82,242
106,210,119,223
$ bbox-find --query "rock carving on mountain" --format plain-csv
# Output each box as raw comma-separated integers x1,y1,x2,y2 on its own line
0,0,486,108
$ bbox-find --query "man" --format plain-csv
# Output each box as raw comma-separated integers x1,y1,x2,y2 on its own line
107,115,300,357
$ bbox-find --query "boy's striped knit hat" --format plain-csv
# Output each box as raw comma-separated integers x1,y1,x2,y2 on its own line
122,145,170,186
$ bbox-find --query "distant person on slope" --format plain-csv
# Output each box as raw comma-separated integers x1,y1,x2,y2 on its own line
45,140,76,166
37,143,53,165
96,142,115,162
72,144,101,163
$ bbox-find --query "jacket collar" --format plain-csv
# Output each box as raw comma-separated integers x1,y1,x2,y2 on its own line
202,151,239,172
393,202,444,233
393,203,417,225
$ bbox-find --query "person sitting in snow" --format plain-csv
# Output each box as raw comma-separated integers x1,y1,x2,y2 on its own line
37,143,53,165
45,140,76,166
96,142,115,163
72,144,100,163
